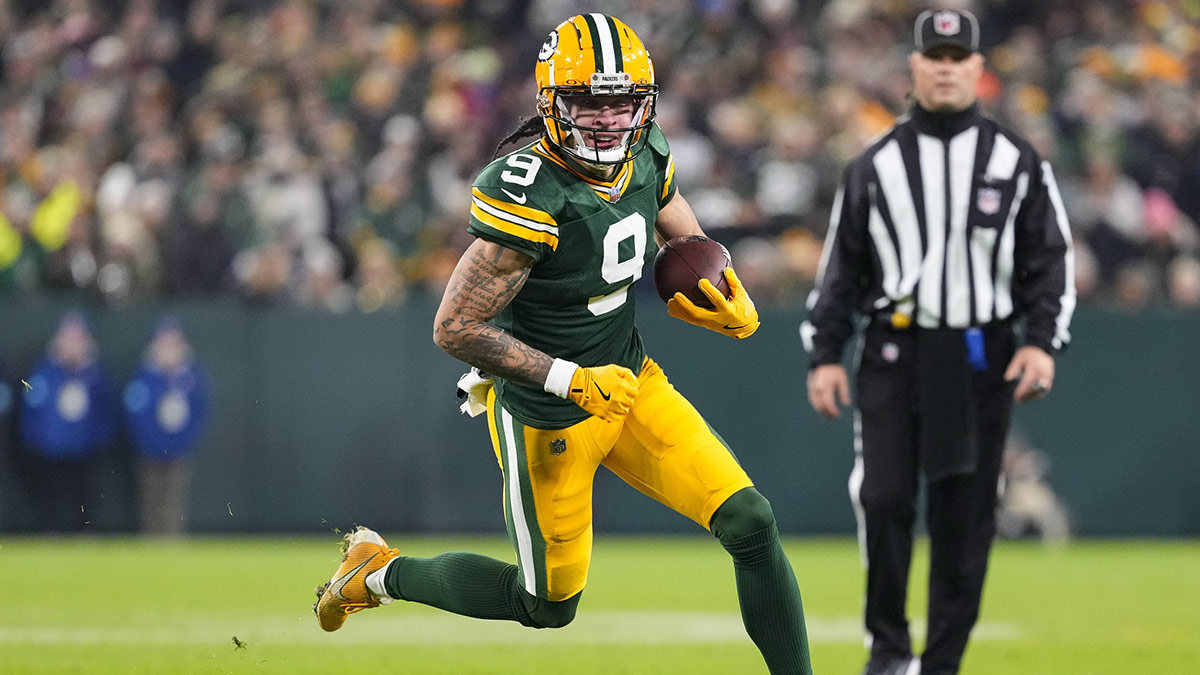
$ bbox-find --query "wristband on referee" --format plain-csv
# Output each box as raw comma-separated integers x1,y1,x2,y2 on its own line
544,358,579,399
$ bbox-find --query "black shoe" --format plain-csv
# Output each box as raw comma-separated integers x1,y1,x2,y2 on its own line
861,656,919,675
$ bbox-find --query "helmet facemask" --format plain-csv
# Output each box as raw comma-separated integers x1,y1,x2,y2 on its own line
543,78,657,166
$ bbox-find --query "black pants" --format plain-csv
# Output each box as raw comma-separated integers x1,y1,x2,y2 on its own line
852,323,1015,675
22,449,102,532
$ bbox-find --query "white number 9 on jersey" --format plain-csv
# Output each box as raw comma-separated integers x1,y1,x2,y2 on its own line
588,213,646,316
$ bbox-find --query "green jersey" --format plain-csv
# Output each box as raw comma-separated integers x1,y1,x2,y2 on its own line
467,123,678,429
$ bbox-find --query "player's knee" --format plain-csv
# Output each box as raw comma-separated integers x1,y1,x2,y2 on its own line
521,592,580,629
859,480,913,517
710,487,777,542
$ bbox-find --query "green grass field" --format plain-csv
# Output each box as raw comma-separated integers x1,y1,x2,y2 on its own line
0,535,1196,674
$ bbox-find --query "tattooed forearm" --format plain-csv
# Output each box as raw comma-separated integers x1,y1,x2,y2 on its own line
438,321,554,387
434,240,554,387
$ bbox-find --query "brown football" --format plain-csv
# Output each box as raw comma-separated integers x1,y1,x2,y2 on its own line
652,235,732,308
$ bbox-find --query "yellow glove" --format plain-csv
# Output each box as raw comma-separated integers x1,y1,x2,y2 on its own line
567,364,638,422
666,267,760,339
544,359,638,422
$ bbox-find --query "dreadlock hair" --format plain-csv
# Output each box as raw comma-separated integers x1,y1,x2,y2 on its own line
493,116,544,158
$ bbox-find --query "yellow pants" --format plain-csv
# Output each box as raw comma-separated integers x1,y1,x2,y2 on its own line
486,356,753,601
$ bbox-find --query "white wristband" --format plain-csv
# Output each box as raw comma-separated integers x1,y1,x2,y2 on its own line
544,358,579,399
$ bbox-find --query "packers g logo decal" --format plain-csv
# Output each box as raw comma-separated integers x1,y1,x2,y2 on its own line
538,31,559,61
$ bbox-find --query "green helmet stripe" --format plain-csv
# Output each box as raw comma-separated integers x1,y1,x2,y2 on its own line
584,13,621,73
603,15,624,72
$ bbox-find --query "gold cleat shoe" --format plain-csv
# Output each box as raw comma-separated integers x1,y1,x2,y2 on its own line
313,526,400,632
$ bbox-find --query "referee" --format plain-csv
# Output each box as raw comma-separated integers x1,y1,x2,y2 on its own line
801,9,1074,675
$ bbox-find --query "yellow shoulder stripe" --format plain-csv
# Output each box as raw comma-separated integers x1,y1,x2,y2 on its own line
471,188,558,227
661,154,675,201
470,202,559,250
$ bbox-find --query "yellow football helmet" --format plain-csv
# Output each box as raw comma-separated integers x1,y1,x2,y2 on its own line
534,14,658,166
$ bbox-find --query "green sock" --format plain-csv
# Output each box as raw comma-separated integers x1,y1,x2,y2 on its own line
383,552,578,628
712,488,813,675
385,552,525,621
722,524,813,675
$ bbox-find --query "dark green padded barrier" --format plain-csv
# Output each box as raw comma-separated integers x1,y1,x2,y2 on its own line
1,297,1196,536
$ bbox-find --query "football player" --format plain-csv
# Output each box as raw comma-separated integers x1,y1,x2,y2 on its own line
315,14,812,673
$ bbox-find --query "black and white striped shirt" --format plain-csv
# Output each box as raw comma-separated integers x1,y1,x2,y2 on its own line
801,103,1075,367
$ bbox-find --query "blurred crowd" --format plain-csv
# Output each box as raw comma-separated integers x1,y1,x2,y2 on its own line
0,0,1198,311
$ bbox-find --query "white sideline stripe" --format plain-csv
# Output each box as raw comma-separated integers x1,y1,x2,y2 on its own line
0,613,1020,646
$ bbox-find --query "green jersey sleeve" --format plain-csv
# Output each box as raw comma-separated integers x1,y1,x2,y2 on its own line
646,124,678,209
468,149,566,264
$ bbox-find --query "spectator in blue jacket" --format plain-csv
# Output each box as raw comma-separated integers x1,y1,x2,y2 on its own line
123,317,210,535
20,310,119,531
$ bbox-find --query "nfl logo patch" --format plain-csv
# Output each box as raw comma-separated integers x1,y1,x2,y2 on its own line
977,187,1001,215
882,342,900,363
607,185,621,203
550,438,567,455
934,10,960,36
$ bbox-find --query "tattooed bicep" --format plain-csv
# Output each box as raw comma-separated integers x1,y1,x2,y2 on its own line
444,239,533,322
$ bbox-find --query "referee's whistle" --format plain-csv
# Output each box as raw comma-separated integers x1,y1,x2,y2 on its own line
890,297,914,330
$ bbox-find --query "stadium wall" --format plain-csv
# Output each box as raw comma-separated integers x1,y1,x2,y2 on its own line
0,297,1196,536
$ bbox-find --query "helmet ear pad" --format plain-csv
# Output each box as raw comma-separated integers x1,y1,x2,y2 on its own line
536,93,562,146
